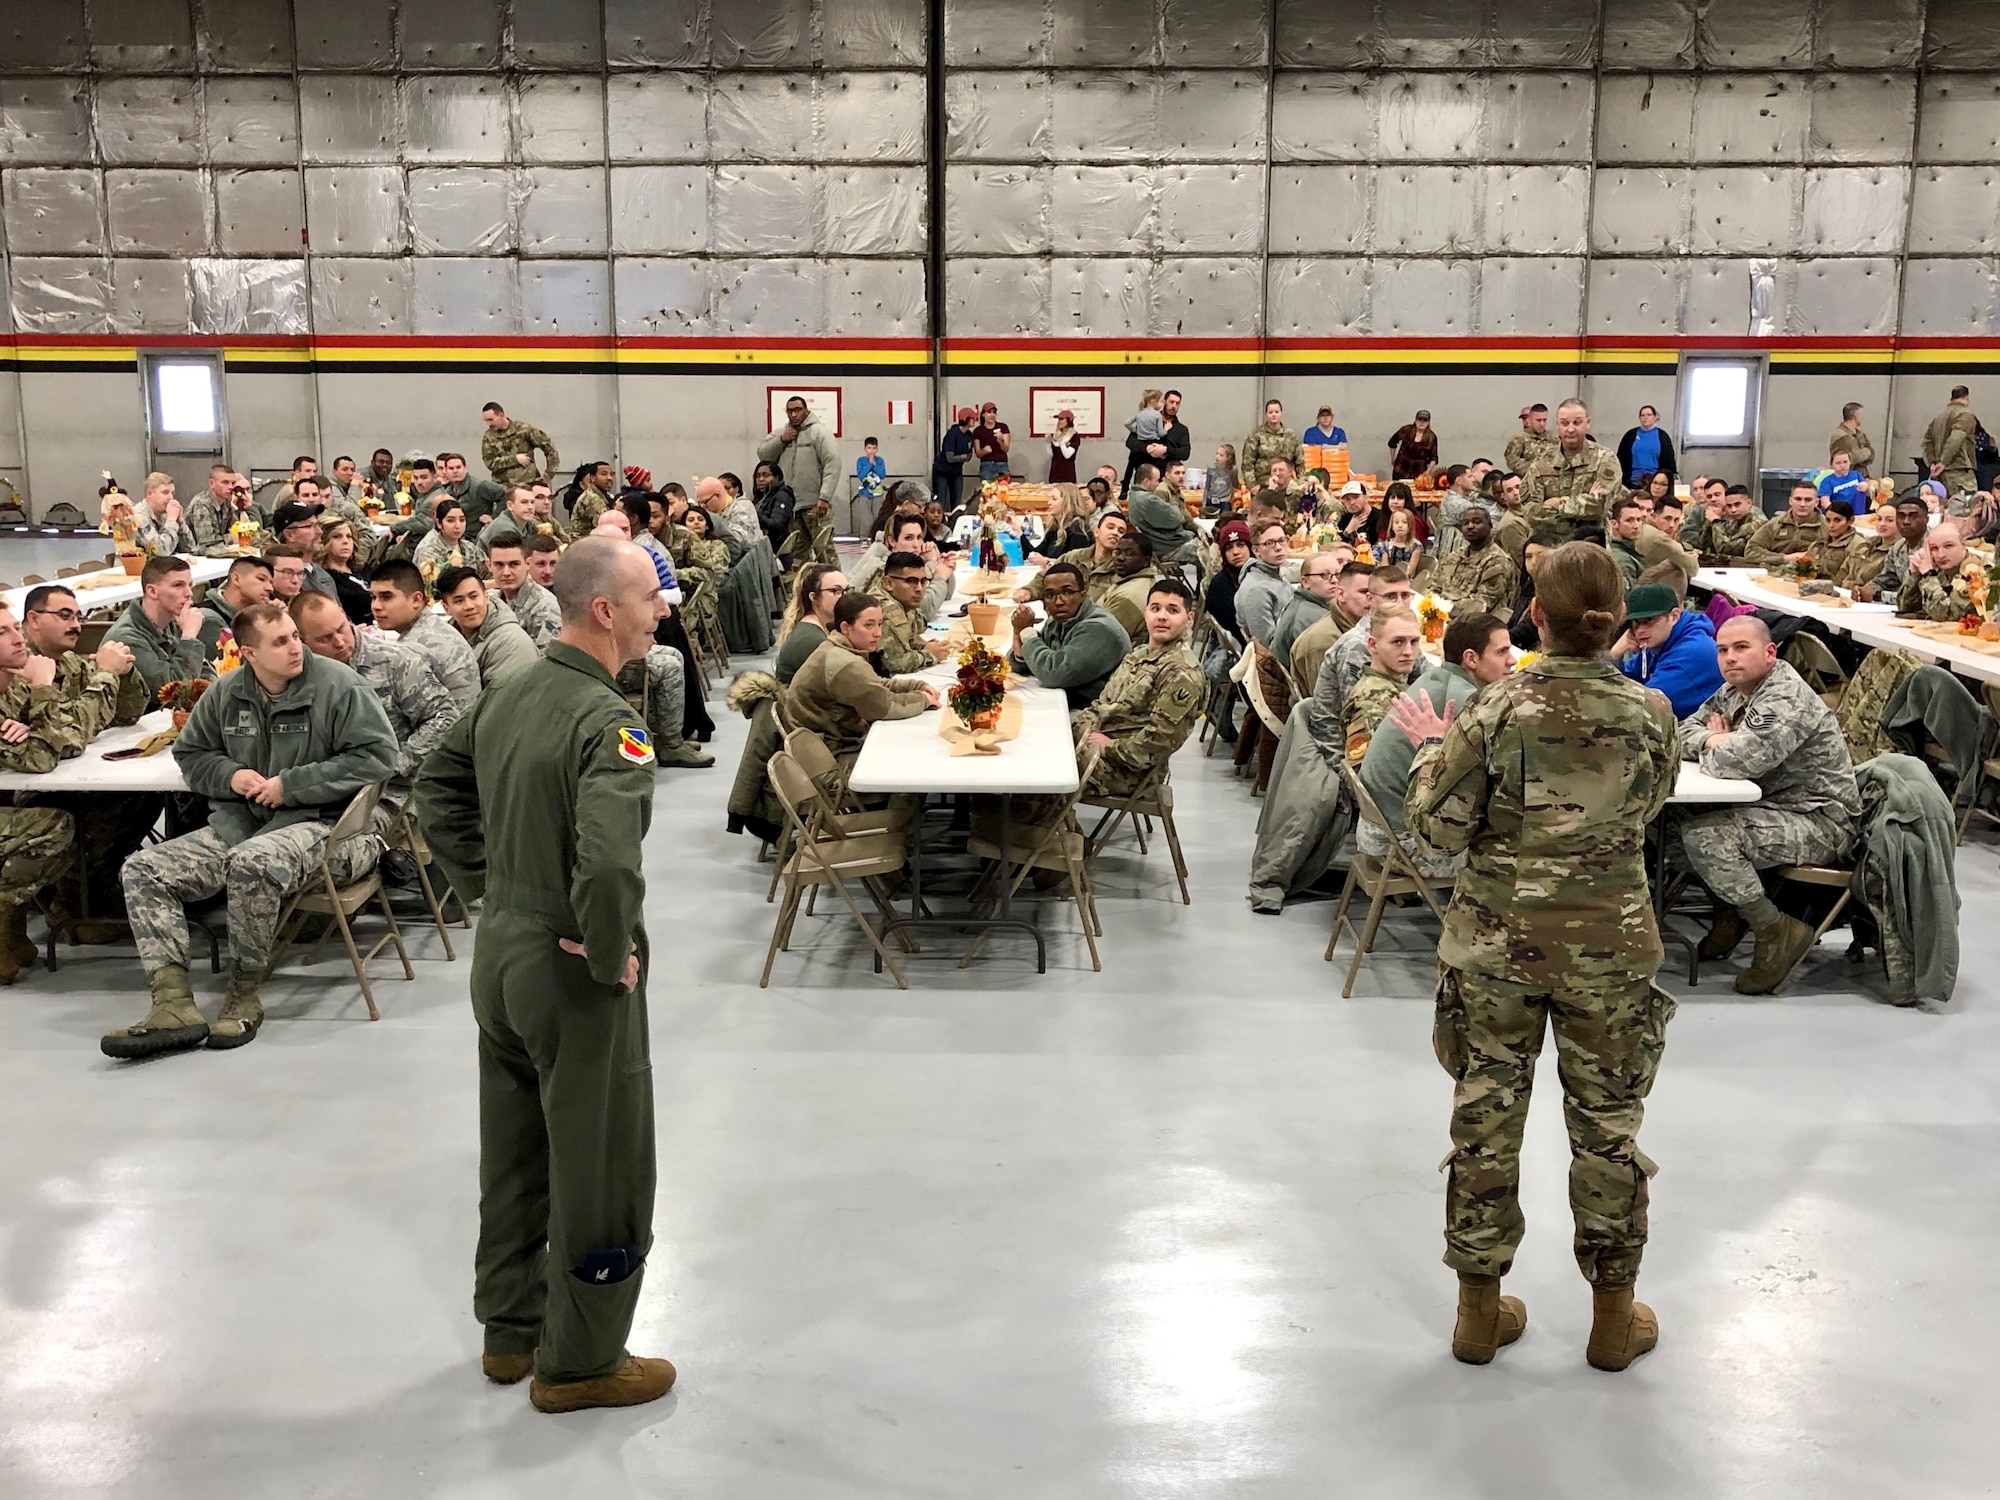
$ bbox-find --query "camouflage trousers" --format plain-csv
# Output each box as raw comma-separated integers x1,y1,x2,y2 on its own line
0,807,75,907
122,822,380,974
1671,804,1853,911
1434,965,1675,1285
614,646,685,749
779,509,836,570
25,791,163,913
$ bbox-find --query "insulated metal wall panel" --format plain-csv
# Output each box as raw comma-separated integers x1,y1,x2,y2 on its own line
826,258,926,333
300,77,399,163
3,169,105,255
10,257,112,333
1265,258,1368,337
1156,72,1267,160
95,78,202,165
1371,257,1476,335
1591,169,1692,254
398,0,503,71
517,77,606,163
1050,257,1150,338
945,74,1053,160
710,166,816,253
945,165,1047,254
1692,75,1809,162
1587,258,1685,333
206,81,301,165
1698,0,1813,69
408,167,515,254
715,258,826,335
1816,0,1923,68
1691,167,1800,254
1488,0,1599,68
609,166,710,254
1596,73,1695,162
821,73,925,161
519,167,608,256
708,74,816,161
215,169,305,256
825,0,927,67
1155,164,1264,253
309,256,412,333
1161,0,1269,69
190,257,308,335
1907,167,2000,253
823,166,926,254
1048,75,1155,162
1270,75,1376,162
1051,0,1161,68
295,0,398,70
613,257,711,335
1917,76,2000,161
1484,164,1588,254
511,0,606,70
0,80,93,166
1477,255,1584,335
1789,257,1899,333
89,0,196,72
400,77,511,163
519,259,610,335
606,74,707,161
112,258,192,333
1274,0,1380,69
944,0,1051,68
106,167,209,255
1486,74,1594,160
947,258,1051,335
1925,0,2000,70
0,3,88,71
711,0,815,69
304,166,406,255
1800,166,1908,254
1684,257,1772,334
1600,0,1698,70
199,0,298,72
1378,74,1482,160
1150,257,1261,335
1266,167,1370,254
1048,165,1151,253
604,0,708,69
1901,259,1999,335
1373,165,1479,253
413,257,518,335
1808,75,1918,163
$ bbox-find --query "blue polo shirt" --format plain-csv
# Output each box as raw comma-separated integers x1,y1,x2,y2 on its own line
1303,424,1348,447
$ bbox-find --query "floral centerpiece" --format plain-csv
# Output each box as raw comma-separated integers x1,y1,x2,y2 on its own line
158,677,208,730
1416,593,1450,644
949,639,1009,731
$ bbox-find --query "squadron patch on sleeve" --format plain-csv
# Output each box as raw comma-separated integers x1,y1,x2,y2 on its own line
615,725,655,766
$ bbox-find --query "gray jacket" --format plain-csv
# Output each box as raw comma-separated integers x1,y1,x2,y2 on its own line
106,600,210,696
757,413,840,506
1853,753,1959,1007
460,597,541,689
1233,560,1289,648
173,651,398,845
1011,597,1131,709
1358,661,1480,835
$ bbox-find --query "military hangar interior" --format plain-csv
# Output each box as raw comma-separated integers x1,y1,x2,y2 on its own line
0,0,1996,1494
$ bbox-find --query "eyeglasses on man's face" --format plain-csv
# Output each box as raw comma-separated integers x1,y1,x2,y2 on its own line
29,606,81,622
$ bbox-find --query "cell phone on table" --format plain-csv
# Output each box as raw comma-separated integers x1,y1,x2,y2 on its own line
102,747,150,761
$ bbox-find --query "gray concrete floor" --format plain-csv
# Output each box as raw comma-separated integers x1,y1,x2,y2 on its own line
2,649,1996,1499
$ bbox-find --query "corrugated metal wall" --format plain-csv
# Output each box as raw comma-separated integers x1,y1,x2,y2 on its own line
0,0,1997,515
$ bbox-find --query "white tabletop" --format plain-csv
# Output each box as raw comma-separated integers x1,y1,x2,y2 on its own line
0,709,188,793
848,672,1081,797
1669,762,1762,805
1694,567,1896,634
1699,566,2000,687
3,556,234,617
1843,614,2000,687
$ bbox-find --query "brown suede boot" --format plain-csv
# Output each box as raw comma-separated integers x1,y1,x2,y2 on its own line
1586,1281,1659,1372
205,968,265,1051
1697,906,1748,962
529,1356,677,1414
101,966,208,1059
1735,914,1815,995
1451,1272,1528,1365
482,1352,534,1385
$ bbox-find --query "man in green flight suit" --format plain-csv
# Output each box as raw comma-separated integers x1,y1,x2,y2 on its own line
416,535,677,1416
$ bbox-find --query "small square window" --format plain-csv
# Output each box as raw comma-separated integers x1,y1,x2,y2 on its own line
154,362,218,435
1685,364,1750,442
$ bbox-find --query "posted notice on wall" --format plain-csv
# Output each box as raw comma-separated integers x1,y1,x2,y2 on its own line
887,400,915,425
767,386,842,437
1027,387,1105,438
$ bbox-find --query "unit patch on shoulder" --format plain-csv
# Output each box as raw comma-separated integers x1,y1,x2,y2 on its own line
615,725,655,766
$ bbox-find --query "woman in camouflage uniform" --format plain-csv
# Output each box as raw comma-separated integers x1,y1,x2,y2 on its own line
1392,542,1680,1374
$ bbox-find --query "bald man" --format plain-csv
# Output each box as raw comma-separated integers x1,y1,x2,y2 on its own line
1672,616,1857,994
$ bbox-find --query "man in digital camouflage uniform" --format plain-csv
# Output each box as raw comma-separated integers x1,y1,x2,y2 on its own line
1521,398,1621,540
1674,615,1857,994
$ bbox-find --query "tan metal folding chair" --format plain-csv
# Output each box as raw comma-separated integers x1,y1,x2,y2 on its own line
1766,864,1855,995
1782,631,1848,710
762,751,912,989
1324,761,1457,998
964,749,1103,971
1080,760,1191,904
384,803,470,957
264,784,414,1021
768,726,911,905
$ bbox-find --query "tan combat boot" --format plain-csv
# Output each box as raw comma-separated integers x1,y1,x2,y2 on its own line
0,902,33,983
100,965,208,1059
1587,1282,1659,1371
529,1356,677,1414
482,1352,534,1385
1734,913,1815,995
1697,906,1748,962
206,967,266,1050
1451,1272,1528,1365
